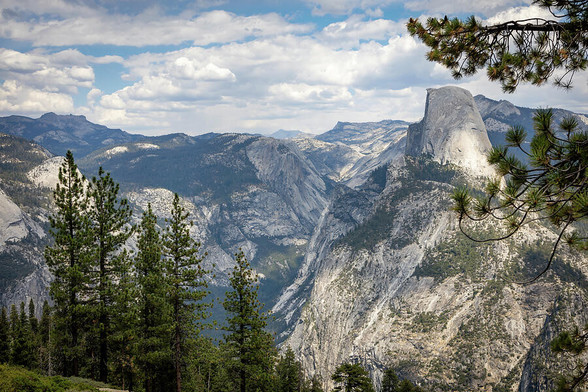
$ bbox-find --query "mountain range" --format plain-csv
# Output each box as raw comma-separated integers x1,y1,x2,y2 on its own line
0,86,586,391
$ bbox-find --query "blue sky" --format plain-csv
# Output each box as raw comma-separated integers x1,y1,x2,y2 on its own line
1,0,587,136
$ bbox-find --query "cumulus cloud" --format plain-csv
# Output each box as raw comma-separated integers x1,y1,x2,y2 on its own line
0,9,313,47
0,80,74,114
0,49,94,94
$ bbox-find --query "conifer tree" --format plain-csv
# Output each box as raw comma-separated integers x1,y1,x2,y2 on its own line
223,249,276,392
110,249,137,391
407,0,588,92
136,203,173,392
0,307,9,363
39,301,52,375
87,166,133,383
163,193,210,392
381,368,400,392
45,150,91,377
276,346,303,392
331,363,374,392
12,302,36,369
28,299,38,335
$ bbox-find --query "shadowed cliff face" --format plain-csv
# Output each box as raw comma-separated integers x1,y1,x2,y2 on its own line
406,86,494,177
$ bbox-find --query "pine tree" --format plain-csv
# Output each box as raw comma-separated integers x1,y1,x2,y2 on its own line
0,307,10,363
86,166,134,383
303,375,324,392
381,368,400,392
407,0,588,92
331,363,374,392
163,193,210,392
223,249,276,392
276,346,302,392
39,301,52,375
110,249,137,391
11,302,36,369
28,299,38,335
136,203,173,392
45,150,92,377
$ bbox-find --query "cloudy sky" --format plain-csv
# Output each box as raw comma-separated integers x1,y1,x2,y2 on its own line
1,0,587,136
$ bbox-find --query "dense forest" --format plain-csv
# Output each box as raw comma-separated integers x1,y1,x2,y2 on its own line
0,151,422,392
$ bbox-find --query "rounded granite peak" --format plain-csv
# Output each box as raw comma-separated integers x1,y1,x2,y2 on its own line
406,86,494,177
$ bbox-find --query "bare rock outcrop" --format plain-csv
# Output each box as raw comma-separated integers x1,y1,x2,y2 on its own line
406,86,494,177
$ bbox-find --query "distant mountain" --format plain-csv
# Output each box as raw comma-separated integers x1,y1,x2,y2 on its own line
269,129,314,139
474,95,588,161
293,120,409,188
0,112,143,158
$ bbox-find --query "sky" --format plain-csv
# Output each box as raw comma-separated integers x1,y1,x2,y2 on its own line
1,0,587,136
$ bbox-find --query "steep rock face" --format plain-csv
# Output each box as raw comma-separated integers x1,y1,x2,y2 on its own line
0,189,28,246
293,120,408,188
406,86,493,177
283,157,587,391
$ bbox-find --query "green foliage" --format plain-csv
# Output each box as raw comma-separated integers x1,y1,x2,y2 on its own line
163,192,211,392
0,307,9,363
44,150,92,377
551,324,588,391
414,231,493,282
223,250,277,392
135,203,174,392
407,1,588,92
0,363,111,391
331,362,374,392
86,166,134,383
276,346,303,392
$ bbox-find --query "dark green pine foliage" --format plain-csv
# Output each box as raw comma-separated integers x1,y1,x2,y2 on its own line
45,150,92,377
136,204,173,392
276,346,303,392
38,301,52,375
109,249,137,391
407,0,588,92
223,249,277,392
331,363,375,392
381,368,400,392
163,193,210,392
87,166,134,383
28,300,38,335
8,304,17,363
304,375,325,392
0,307,9,363
11,302,37,369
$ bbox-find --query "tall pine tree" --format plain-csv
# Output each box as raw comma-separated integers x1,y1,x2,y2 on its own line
136,203,173,392
223,250,276,392
45,150,91,377
0,307,9,363
163,193,210,392
86,166,133,382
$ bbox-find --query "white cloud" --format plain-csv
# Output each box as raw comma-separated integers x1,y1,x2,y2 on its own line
401,0,532,17
0,49,94,94
304,0,395,16
0,9,313,47
485,4,556,24
0,80,74,114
